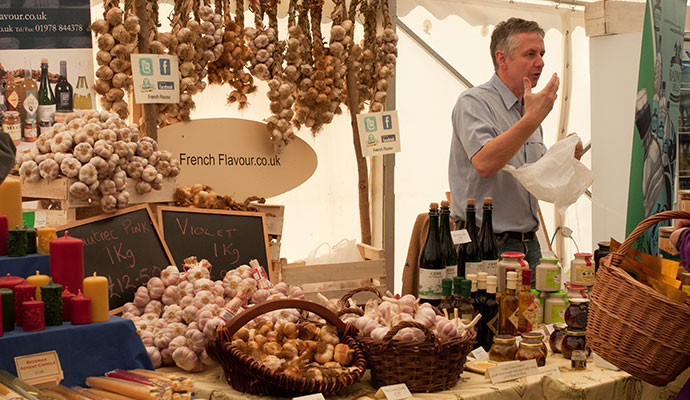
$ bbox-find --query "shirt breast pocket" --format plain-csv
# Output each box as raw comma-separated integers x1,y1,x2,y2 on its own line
525,140,545,163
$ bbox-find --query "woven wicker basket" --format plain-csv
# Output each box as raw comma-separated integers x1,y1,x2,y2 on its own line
587,210,690,386
206,298,367,397
338,287,475,392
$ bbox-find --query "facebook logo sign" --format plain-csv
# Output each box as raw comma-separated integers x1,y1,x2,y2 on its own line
382,114,393,130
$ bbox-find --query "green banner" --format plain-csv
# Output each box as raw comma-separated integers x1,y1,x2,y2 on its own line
627,0,686,254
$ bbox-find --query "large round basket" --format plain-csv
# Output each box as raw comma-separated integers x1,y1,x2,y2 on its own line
338,287,475,392
586,210,690,386
206,298,367,397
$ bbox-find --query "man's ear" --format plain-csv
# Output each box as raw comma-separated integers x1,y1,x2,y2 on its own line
495,50,506,70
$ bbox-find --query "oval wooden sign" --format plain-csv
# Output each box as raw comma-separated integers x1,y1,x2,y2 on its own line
158,118,317,199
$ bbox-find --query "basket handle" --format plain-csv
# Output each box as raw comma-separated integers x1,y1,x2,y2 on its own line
339,285,383,306
611,210,690,267
380,319,437,348
222,298,348,338
336,307,365,318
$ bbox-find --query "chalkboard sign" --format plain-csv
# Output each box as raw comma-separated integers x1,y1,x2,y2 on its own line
157,206,271,281
57,204,174,309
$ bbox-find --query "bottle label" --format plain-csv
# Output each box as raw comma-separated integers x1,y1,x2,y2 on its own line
38,104,56,122
418,268,443,300
572,264,595,286
24,92,38,118
534,296,543,323
544,269,561,290
39,119,52,136
549,305,566,324
23,121,37,141
508,308,519,328
465,261,482,277
483,259,498,275
4,122,20,141
461,312,473,322
58,92,71,109
522,302,538,331
487,313,499,335
445,264,457,279
7,91,18,109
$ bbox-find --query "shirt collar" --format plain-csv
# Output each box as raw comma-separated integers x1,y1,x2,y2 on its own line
490,73,521,111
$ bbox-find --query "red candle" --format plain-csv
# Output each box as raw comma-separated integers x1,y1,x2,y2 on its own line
22,297,44,332
13,283,35,326
0,214,7,256
62,287,75,321
0,273,25,290
49,232,84,295
70,290,91,325
0,294,3,337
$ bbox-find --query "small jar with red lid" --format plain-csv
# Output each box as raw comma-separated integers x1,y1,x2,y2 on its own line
570,252,595,286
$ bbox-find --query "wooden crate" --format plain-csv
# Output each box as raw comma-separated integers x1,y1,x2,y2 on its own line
281,243,386,304
253,203,285,269
21,176,177,226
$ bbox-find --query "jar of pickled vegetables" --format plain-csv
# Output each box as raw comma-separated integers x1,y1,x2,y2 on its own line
489,335,518,362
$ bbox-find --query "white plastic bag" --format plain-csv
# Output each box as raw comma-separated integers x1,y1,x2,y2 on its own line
503,134,594,215
304,239,364,265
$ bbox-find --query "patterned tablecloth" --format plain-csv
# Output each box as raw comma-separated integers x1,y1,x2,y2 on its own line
160,353,690,400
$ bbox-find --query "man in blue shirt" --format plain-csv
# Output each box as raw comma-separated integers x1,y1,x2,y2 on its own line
449,18,582,280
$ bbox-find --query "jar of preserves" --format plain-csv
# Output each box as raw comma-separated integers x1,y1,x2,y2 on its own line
536,257,561,292
561,330,590,359
549,323,567,353
498,252,526,293
544,291,568,324
570,253,595,286
564,298,589,330
2,110,20,145
521,331,547,355
517,339,547,366
23,119,37,142
489,335,518,362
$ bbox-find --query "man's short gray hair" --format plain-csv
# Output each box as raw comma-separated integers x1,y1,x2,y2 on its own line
490,18,545,72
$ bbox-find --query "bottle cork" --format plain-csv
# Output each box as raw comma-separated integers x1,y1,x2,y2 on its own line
467,198,475,206
440,200,450,208
484,197,493,204
429,202,439,209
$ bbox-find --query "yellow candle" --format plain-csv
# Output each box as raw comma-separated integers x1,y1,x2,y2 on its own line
25,270,50,301
83,272,109,323
0,177,21,230
36,227,57,254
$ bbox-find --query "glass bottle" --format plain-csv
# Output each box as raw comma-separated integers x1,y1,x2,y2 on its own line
518,269,537,333
458,278,475,322
459,199,482,277
593,241,610,273
54,60,73,113
452,276,463,313
479,197,499,275
0,83,7,120
475,272,488,345
482,275,499,350
19,69,38,131
37,59,55,126
73,73,93,110
467,273,478,311
5,78,20,111
418,202,443,307
499,271,519,335
439,200,458,279
438,278,454,319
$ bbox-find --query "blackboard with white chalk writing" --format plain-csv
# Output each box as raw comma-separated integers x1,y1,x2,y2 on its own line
57,204,174,309
157,206,271,281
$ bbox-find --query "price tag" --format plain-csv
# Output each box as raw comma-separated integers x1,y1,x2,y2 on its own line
471,346,489,360
543,324,555,337
374,383,413,400
293,394,325,400
536,364,561,377
515,335,523,345
14,351,63,388
34,211,47,228
452,229,471,245
487,359,539,384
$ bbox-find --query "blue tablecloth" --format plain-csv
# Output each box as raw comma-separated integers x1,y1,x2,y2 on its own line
0,254,50,278
0,316,153,386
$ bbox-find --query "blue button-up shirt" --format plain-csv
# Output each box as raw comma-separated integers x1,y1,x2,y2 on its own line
449,74,546,233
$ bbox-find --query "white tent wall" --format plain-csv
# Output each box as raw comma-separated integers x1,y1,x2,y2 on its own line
89,1,593,292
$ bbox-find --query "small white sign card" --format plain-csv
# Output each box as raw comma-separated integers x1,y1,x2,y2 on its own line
131,54,180,104
451,229,472,245
356,111,401,157
374,383,413,400
471,346,489,361
487,359,539,384
293,393,326,400
14,351,64,388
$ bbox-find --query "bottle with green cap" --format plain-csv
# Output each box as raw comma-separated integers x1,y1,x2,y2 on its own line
458,279,475,322
438,278,454,318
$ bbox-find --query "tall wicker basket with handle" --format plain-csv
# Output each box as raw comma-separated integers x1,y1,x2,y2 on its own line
586,210,690,386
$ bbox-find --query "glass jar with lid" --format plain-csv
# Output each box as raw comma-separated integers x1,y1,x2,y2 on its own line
2,110,21,145
544,291,568,324
561,330,590,359
517,339,547,366
570,252,595,286
565,282,590,299
549,323,568,353
564,298,590,330
498,252,526,293
489,334,518,362
536,257,561,292
521,331,547,355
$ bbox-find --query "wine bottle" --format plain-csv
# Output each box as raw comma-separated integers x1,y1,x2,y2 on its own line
482,275,499,350
479,197,499,276
499,271,519,335
37,59,55,128
55,60,73,112
459,199,482,276
467,273,478,310
439,200,458,279
452,276,463,315
438,278,454,318
73,73,93,110
475,272,488,346
418,202,444,306
517,269,537,333
20,69,38,127
458,279,475,322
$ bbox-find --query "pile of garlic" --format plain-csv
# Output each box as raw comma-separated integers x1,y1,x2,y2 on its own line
325,294,480,343
230,319,359,380
123,256,305,372
15,110,179,213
